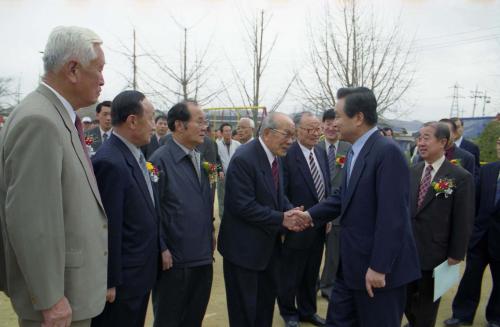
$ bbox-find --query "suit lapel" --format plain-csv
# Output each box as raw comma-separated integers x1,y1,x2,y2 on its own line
170,138,202,191
417,160,453,214
315,146,330,196
256,141,279,208
112,135,156,216
36,84,105,213
341,134,379,214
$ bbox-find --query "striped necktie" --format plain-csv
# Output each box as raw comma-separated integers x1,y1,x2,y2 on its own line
309,151,325,200
328,143,336,178
418,165,433,209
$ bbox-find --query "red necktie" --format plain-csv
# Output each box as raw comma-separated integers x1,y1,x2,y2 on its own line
272,158,279,191
75,116,93,168
417,165,433,209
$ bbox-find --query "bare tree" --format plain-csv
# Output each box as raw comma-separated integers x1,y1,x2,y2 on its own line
144,26,224,106
0,77,17,110
230,10,297,124
297,0,415,116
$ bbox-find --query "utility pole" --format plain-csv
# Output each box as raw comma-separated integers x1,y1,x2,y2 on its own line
481,91,491,117
132,29,137,91
470,86,482,117
449,83,464,117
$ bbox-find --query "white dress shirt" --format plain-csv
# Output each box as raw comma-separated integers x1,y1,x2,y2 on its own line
299,142,325,183
41,81,76,123
421,155,446,181
259,137,276,168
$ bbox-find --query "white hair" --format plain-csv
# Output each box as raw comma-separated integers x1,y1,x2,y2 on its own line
43,26,103,74
238,117,255,129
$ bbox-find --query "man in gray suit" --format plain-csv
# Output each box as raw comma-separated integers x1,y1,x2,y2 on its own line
317,109,351,300
0,26,108,327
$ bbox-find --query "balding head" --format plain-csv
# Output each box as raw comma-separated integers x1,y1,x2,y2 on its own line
260,112,295,157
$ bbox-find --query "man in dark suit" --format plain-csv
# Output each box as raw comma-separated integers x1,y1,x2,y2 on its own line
405,122,474,327
445,137,500,327
85,100,112,154
149,100,214,327
218,112,312,327
141,114,168,159
317,109,351,300
293,87,421,326
278,112,330,326
91,91,160,327
452,117,481,169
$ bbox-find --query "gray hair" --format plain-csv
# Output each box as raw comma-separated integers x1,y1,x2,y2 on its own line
421,121,450,143
43,26,103,74
238,117,255,129
293,111,315,127
259,112,290,136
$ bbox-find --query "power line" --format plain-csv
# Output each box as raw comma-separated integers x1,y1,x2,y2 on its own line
470,86,483,117
449,83,464,117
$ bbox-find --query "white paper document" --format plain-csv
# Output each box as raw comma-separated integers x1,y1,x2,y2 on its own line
433,260,460,302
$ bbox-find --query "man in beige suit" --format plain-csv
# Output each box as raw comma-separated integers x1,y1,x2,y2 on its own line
0,26,108,327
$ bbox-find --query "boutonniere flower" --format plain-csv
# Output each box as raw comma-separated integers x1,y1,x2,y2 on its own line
84,136,94,146
202,161,221,184
335,155,346,168
146,161,160,183
432,178,455,198
450,159,462,167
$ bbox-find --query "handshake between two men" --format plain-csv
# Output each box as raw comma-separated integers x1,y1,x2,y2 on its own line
282,206,314,232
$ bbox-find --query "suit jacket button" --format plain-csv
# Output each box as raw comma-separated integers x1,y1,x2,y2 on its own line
104,251,108,256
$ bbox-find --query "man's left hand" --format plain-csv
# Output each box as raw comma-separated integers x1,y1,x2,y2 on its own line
365,267,386,298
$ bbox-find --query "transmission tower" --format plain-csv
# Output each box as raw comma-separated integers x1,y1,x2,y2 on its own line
449,83,464,117
481,91,491,117
470,86,482,117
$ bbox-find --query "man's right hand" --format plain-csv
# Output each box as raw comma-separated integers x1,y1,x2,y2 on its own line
41,296,72,327
283,208,312,232
162,249,173,270
106,287,116,303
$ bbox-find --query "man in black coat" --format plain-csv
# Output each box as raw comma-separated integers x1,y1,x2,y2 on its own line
277,112,330,326
445,137,500,327
452,117,481,170
218,112,312,327
405,122,474,327
140,114,168,159
85,100,112,154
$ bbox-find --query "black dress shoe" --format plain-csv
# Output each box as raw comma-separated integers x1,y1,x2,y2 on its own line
443,317,473,326
284,320,300,327
300,314,326,326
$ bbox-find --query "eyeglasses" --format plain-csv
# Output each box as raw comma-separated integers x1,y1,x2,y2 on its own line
299,127,322,135
271,128,295,140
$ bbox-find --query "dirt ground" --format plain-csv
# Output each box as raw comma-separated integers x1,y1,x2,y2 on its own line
0,203,493,327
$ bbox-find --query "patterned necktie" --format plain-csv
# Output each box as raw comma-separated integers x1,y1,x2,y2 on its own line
271,158,279,191
418,165,433,209
328,144,336,178
138,152,155,205
74,116,92,168
309,151,325,200
102,132,108,143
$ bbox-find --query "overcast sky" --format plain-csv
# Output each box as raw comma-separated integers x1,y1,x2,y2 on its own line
0,0,499,121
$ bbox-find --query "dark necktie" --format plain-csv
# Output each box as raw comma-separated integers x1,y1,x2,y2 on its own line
272,158,279,191
309,151,325,200
102,132,108,143
418,165,433,209
328,143,336,178
75,116,92,168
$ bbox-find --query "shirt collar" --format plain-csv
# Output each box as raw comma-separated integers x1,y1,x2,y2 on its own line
325,139,339,150
41,81,76,124
259,137,276,167
298,141,314,159
455,136,463,147
172,135,197,156
351,126,379,157
113,131,142,162
424,155,446,173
